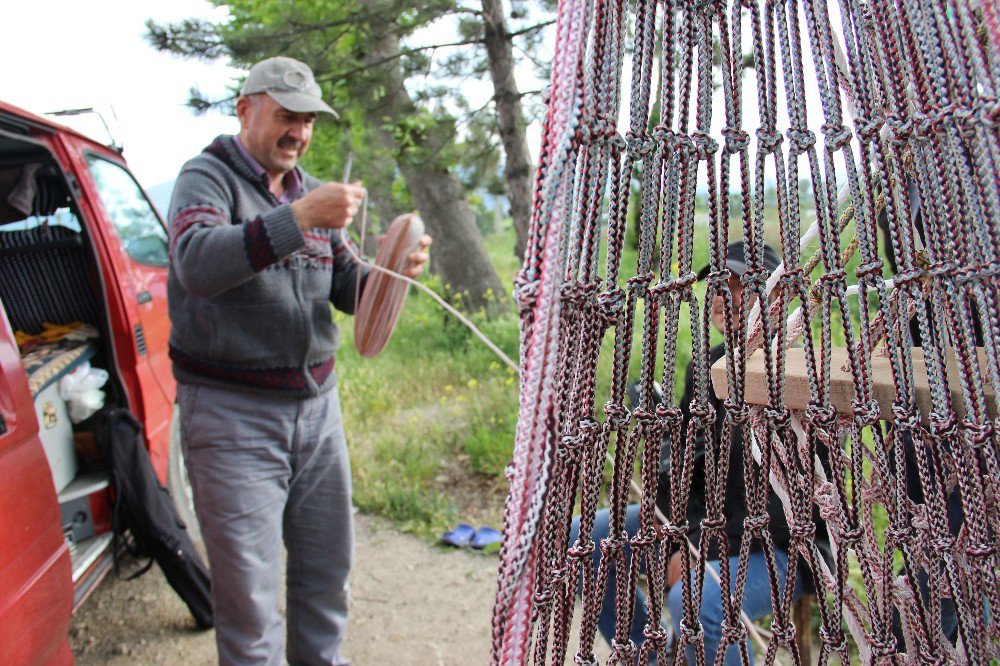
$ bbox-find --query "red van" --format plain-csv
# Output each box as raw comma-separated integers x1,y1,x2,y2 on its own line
0,101,192,663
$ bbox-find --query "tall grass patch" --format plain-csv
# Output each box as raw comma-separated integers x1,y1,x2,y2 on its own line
335,231,520,537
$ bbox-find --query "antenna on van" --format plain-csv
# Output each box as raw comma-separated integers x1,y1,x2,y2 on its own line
47,108,123,154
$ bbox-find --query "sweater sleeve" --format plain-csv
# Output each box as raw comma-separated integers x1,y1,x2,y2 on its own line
329,231,371,314
168,164,305,298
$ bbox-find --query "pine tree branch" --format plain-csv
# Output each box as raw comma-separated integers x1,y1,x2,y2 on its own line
319,37,488,82
508,19,556,39
284,15,368,33
452,6,487,18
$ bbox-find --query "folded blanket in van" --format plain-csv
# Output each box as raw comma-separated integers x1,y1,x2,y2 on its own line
20,338,96,397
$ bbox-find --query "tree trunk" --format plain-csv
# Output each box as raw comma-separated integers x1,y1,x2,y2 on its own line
397,160,508,315
481,0,534,263
360,4,509,316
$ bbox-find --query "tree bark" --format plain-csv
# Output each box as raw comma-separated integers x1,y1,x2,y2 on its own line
360,3,509,316
362,186,398,256
481,0,534,263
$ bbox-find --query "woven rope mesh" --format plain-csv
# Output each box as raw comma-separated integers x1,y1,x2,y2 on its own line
492,0,998,663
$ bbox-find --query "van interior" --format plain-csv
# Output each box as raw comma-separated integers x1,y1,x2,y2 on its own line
0,128,124,602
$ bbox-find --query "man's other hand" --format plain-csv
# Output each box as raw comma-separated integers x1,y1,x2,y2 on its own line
291,182,365,231
400,234,432,279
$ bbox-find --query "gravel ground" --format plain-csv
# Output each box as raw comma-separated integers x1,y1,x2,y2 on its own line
70,513,502,665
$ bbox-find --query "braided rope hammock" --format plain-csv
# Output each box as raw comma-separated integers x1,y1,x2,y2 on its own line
492,0,998,662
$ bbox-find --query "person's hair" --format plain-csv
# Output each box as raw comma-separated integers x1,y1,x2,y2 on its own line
243,93,265,110
237,93,266,131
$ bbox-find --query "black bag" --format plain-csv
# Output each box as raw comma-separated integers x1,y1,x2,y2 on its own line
98,408,214,629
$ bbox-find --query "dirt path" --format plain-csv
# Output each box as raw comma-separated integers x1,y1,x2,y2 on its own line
71,513,502,664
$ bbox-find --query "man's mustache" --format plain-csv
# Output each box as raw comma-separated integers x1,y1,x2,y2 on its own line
278,136,302,150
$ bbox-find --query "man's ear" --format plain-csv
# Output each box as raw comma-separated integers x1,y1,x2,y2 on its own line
235,96,252,129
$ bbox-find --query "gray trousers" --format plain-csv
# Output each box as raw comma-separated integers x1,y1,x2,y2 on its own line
177,383,353,666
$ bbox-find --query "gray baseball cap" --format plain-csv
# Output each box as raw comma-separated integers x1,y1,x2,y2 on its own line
240,56,339,118
696,239,781,281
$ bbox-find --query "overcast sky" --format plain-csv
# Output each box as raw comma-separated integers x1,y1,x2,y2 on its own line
2,0,242,188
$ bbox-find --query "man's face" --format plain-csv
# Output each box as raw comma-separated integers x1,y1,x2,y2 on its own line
237,94,317,178
711,274,757,333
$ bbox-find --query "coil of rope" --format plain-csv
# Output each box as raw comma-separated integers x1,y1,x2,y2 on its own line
337,192,518,371
352,211,425,357
337,152,517,367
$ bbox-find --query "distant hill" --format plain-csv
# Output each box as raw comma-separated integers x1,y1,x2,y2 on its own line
145,180,174,220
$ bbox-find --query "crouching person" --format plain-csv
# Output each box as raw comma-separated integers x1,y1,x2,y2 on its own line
570,241,831,665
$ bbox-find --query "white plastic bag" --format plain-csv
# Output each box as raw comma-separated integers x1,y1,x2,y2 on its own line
58,362,109,423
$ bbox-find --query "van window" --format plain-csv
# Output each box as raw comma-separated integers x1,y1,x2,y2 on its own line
2,207,81,232
85,156,168,267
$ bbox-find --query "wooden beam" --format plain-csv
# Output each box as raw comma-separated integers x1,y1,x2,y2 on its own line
793,595,814,664
711,346,996,423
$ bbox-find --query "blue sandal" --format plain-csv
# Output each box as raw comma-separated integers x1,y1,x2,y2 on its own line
470,526,502,550
441,523,475,548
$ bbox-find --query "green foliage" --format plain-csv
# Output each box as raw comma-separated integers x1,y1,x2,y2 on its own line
452,112,506,195
390,174,415,212
385,109,451,161
457,16,484,42
467,192,499,236
145,17,225,61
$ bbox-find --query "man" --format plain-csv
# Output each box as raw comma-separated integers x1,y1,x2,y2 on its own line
662,240,833,665
570,240,830,665
167,56,430,665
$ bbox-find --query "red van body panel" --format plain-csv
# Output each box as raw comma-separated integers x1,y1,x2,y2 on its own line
0,304,73,665
55,133,175,478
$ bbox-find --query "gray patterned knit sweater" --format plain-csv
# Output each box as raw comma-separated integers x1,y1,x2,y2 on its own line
167,135,368,396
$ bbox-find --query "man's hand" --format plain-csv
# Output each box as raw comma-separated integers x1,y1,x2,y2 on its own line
291,181,365,231
396,234,432,279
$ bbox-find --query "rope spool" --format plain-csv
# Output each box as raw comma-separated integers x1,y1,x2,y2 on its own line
353,212,425,357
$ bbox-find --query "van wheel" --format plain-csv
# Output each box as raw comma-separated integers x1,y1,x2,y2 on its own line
167,406,203,546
